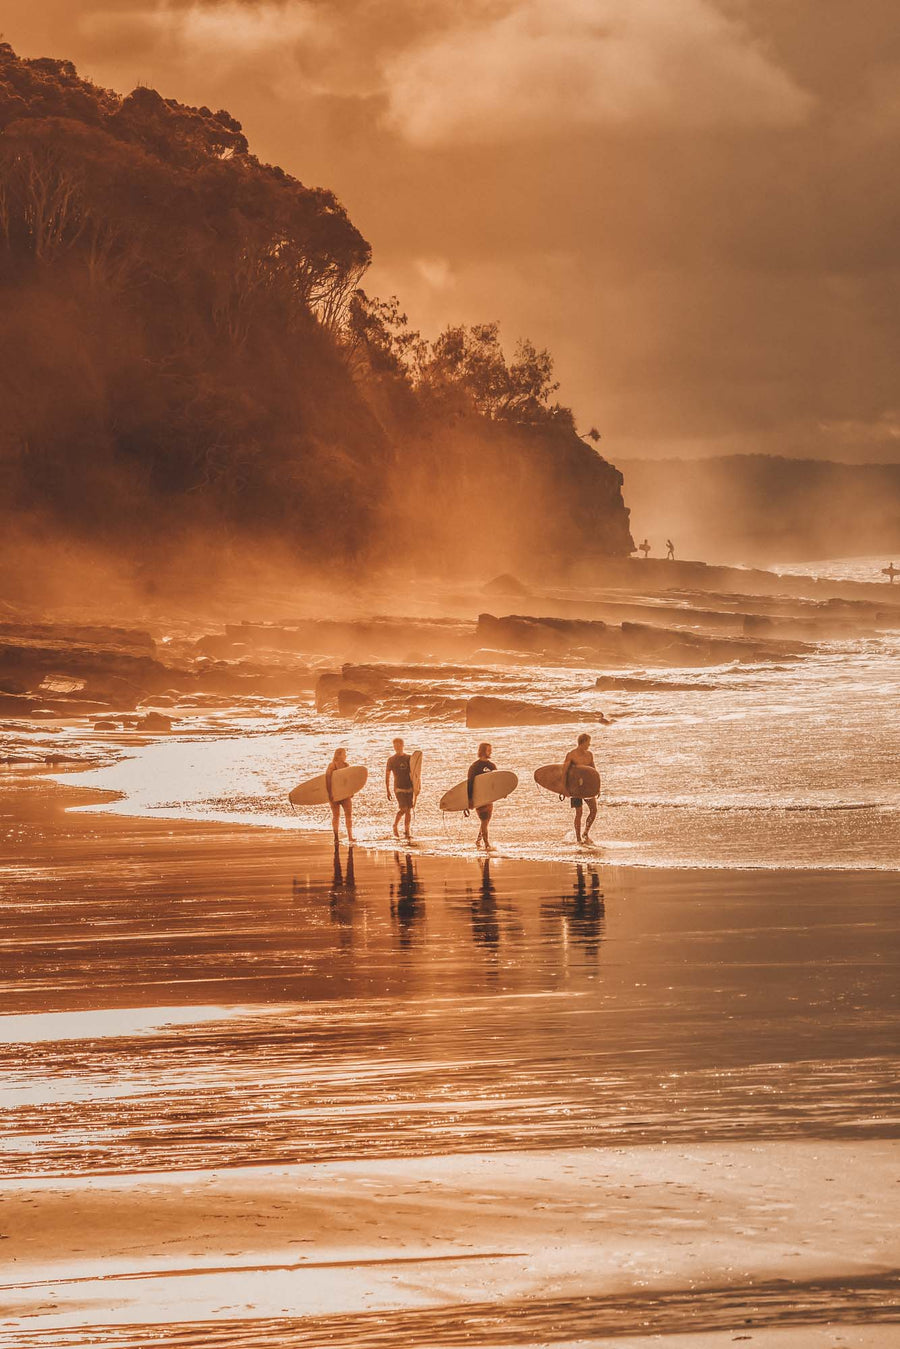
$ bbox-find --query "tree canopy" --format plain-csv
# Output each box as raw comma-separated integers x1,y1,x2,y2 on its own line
0,44,632,576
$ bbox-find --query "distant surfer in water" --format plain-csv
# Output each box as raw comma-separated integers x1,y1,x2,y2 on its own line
326,747,355,844
386,737,414,840
467,741,496,850
883,562,898,584
639,538,651,559
564,732,599,845
666,538,675,560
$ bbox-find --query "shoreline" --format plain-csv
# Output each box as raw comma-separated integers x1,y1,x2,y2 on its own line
38,744,900,873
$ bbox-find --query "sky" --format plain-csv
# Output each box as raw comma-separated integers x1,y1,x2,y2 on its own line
3,0,899,462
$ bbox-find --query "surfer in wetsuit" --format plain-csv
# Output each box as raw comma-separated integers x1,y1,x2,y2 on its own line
326,747,355,845
564,732,599,845
386,737,415,840
666,538,675,561
467,741,496,850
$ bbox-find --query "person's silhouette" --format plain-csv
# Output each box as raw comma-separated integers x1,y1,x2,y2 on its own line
390,851,424,946
470,856,501,950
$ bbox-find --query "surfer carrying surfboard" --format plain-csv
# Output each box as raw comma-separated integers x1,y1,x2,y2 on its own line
468,742,497,850
326,747,356,844
385,737,415,840
564,733,599,845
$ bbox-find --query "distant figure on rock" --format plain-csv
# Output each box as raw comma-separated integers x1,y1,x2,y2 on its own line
666,539,675,561
385,737,414,841
883,562,898,584
639,538,651,559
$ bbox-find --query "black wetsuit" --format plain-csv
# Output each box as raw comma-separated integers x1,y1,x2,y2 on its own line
467,758,496,809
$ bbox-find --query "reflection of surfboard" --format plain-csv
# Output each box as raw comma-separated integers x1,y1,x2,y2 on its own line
410,750,423,802
534,763,601,798
440,770,518,812
289,765,368,807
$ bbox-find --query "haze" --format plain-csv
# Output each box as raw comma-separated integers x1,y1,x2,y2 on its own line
4,0,898,465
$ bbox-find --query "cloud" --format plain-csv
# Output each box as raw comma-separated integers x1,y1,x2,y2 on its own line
383,0,813,145
80,2,323,67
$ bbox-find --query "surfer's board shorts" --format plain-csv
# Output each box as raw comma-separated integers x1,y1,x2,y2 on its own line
570,796,598,808
476,804,493,821
395,788,414,810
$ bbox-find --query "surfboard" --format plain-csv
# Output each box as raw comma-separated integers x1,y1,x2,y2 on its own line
410,750,423,801
439,770,518,813
289,765,368,807
534,763,601,798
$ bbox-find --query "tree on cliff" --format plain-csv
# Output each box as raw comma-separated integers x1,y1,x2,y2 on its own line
0,44,633,575
344,297,573,428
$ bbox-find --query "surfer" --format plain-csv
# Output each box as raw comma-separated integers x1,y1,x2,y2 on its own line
385,737,415,840
326,747,355,844
564,732,599,845
666,538,675,561
883,562,898,584
639,538,651,559
467,741,497,850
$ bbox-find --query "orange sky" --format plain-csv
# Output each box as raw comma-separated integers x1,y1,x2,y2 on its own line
4,0,898,462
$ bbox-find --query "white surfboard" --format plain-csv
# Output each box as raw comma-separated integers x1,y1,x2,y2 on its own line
410,750,423,802
289,765,368,807
439,770,518,813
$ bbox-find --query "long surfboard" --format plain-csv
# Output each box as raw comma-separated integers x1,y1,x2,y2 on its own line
289,765,368,807
439,770,518,813
410,750,423,802
534,763,601,798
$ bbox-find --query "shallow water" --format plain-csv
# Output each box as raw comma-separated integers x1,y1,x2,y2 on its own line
2,825,896,1179
54,636,900,870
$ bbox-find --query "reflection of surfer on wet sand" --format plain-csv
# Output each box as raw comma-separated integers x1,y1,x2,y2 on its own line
471,855,500,949
390,850,424,946
330,838,355,893
541,863,606,958
328,839,356,934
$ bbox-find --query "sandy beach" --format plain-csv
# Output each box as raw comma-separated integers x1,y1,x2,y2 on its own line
1,775,897,1346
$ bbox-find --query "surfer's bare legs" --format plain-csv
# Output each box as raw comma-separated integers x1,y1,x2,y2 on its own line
476,804,493,849
392,805,412,838
584,797,598,841
329,798,353,843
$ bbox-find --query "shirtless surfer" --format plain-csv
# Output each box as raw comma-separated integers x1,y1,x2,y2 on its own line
467,741,497,850
564,732,600,845
326,747,355,844
385,737,415,840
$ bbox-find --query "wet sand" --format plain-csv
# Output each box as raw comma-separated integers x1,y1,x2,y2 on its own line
1,776,898,1346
